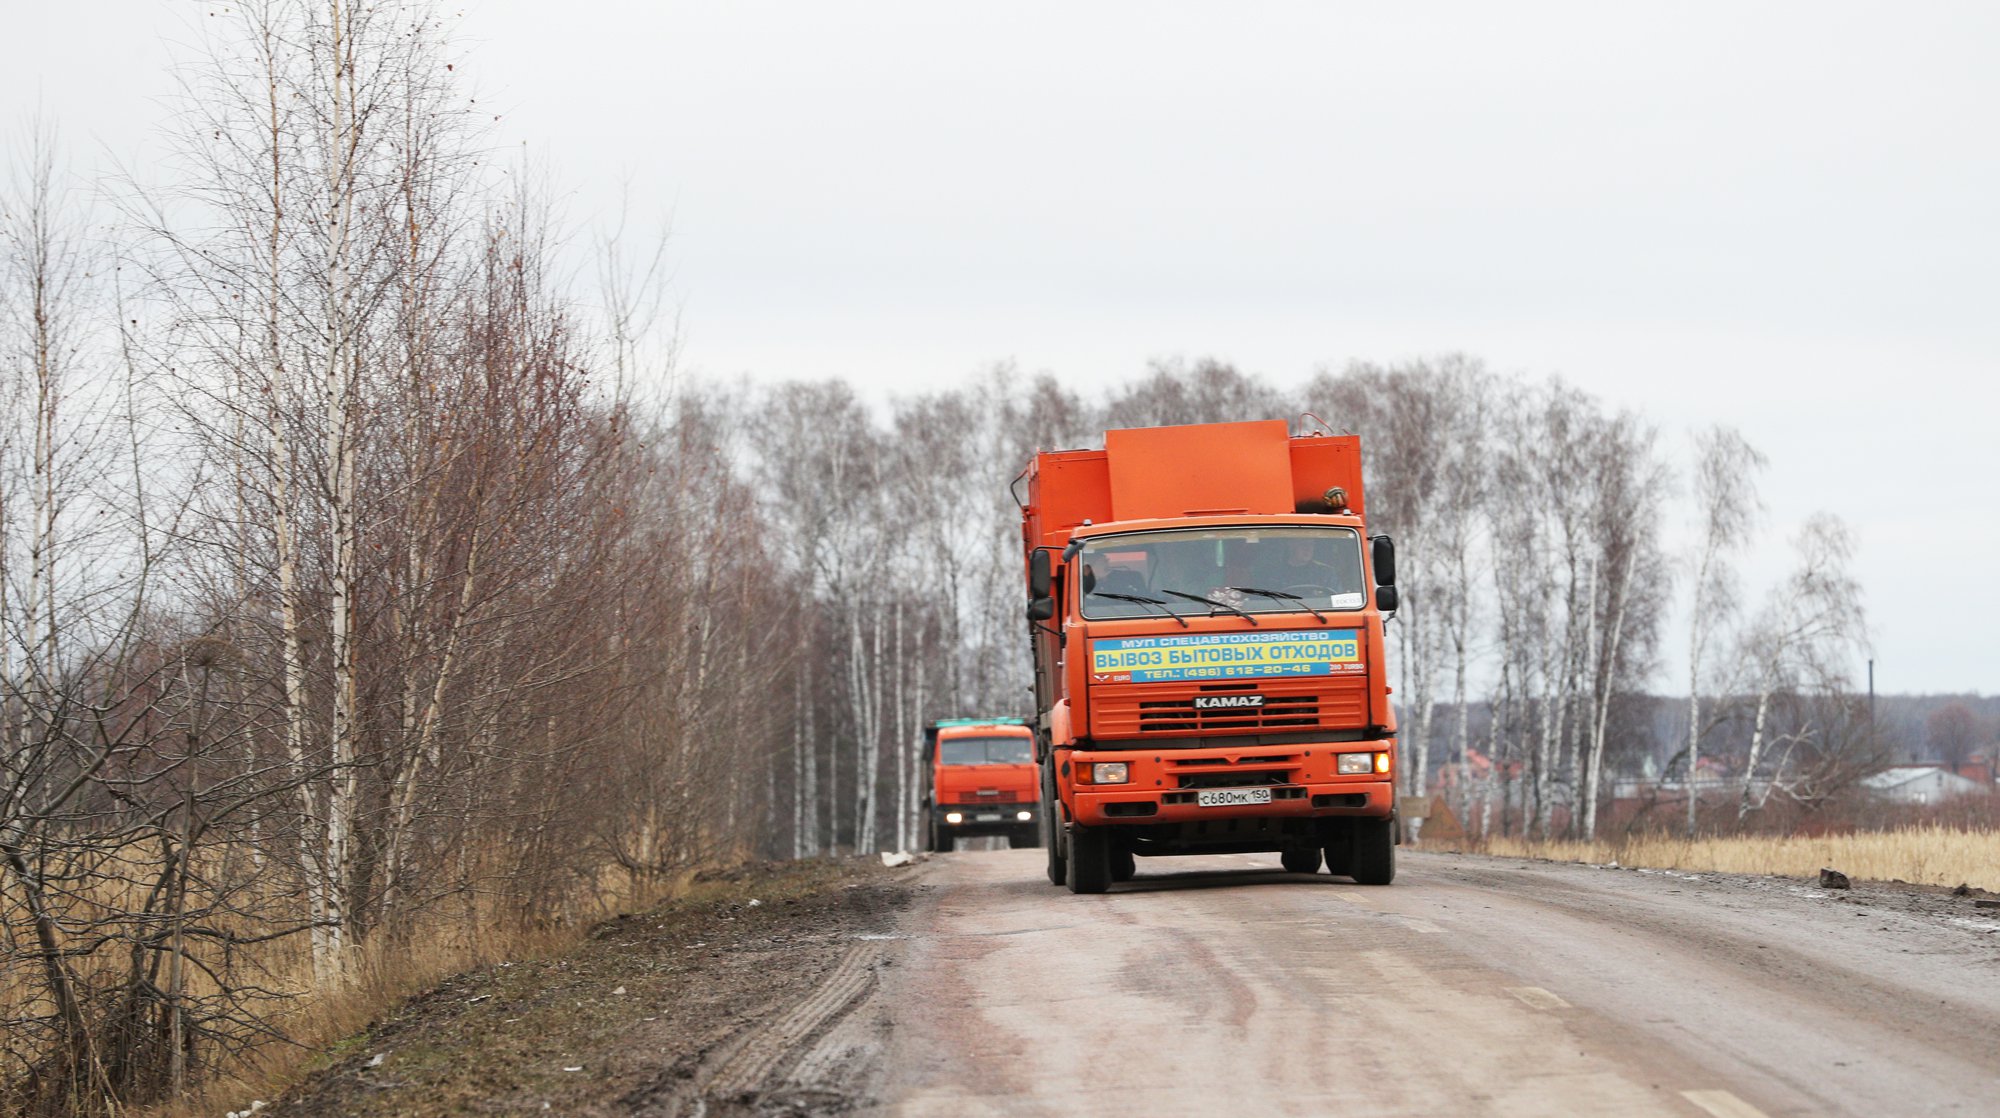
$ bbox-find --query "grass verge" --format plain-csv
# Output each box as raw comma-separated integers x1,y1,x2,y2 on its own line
1457,825,2000,891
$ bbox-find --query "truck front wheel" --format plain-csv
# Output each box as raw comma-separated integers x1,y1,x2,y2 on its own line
1349,816,1396,885
1066,825,1111,894
1041,766,1066,885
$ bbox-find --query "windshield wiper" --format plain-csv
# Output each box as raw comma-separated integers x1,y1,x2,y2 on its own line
1224,586,1327,623
1159,588,1260,626
1091,591,1190,628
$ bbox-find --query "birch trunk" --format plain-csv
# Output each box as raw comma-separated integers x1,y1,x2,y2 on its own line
1686,628,1702,838
1582,549,1635,840
891,595,909,852
319,0,363,974
1737,686,1774,821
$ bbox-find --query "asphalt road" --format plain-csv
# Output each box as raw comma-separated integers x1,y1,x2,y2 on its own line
847,848,2000,1117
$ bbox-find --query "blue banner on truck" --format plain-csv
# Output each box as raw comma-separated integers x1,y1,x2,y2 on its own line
1089,629,1361,683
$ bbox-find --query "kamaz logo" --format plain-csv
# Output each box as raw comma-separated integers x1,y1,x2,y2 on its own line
1192,694,1265,710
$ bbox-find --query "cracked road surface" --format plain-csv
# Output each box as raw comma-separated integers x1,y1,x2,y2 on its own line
852,849,2000,1116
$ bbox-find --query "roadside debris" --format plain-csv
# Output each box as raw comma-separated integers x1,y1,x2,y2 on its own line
880,850,916,868
1820,868,1852,890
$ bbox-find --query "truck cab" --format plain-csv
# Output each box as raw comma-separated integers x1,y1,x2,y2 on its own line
921,718,1042,852
1018,420,1402,892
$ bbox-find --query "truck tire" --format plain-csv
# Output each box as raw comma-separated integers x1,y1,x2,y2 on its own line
1321,824,1353,877
1041,766,1066,885
937,831,955,854
1109,846,1136,882
1009,829,1040,850
1280,844,1323,874
1349,816,1396,885
1066,825,1111,894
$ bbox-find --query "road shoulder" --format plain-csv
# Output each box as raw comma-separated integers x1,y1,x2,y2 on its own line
272,858,912,1117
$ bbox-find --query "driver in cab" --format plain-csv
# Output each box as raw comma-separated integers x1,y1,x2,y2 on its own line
1213,536,1355,612
1269,537,1339,587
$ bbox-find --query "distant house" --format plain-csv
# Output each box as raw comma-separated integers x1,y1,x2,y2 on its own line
1861,765,1990,804
1958,752,1996,786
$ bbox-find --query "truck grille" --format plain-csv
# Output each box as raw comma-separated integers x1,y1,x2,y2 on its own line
1175,769,1290,789
1089,676,1368,740
1139,693,1320,732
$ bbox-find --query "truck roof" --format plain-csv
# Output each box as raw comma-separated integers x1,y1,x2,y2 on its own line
931,719,1031,739
1063,512,1366,541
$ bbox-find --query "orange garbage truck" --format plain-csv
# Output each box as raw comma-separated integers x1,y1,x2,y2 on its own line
1016,419,1402,893
920,718,1042,852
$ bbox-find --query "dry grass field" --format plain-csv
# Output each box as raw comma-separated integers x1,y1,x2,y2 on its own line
3,849,698,1118
1462,825,2000,892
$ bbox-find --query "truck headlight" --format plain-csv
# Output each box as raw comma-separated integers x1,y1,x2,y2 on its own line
1091,762,1130,784
1375,752,1391,774
1337,753,1374,775
945,811,964,824
1016,810,1032,821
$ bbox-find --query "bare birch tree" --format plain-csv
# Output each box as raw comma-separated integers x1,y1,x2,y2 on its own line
1682,425,1765,836
1734,513,1867,820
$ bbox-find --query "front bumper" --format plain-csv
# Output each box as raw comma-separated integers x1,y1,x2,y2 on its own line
1063,744,1394,827
934,803,1039,835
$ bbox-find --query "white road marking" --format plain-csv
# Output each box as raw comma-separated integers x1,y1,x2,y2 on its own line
1681,1088,1771,1118
1505,986,1570,1010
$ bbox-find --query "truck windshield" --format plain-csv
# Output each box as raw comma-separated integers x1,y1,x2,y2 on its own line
1078,527,1366,620
939,736,1034,765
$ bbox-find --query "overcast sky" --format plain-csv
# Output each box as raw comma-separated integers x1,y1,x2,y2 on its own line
8,2,1997,694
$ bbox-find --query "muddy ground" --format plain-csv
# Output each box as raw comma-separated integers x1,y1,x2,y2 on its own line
272,858,912,1118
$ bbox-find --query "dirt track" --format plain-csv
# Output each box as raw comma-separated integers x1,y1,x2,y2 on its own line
273,850,2000,1116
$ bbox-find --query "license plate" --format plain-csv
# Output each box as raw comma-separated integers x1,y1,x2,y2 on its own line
1196,787,1272,808
975,813,1002,822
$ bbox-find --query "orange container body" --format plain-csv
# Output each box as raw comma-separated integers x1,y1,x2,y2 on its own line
1018,421,1400,890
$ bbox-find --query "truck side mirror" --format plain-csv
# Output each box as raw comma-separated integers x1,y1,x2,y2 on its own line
1375,585,1399,612
1027,597,1055,621
1029,549,1052,598
1371,535,1397,586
